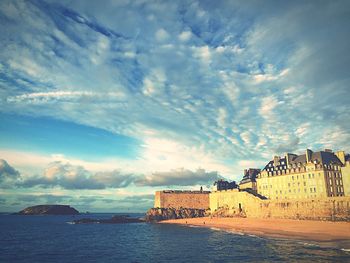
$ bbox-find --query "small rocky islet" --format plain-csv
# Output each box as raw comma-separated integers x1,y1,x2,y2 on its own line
16,205,79,215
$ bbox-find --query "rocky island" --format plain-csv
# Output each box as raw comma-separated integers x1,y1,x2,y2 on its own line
17,205,79,215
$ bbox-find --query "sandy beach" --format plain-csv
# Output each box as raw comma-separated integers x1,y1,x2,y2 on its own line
161,217,350,242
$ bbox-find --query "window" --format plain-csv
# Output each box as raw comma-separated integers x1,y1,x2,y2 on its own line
303,182,306,186
314,187,316,192
292,176,294,180
310,188,313,192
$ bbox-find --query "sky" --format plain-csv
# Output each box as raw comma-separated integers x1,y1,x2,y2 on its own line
0,0,350,212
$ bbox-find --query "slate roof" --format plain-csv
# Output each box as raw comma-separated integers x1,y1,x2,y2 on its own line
262,157,287,171
262,150,343,172
288,151,343,166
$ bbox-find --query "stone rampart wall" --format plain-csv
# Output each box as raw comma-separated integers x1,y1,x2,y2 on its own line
210,190,350,221
154,191,210,209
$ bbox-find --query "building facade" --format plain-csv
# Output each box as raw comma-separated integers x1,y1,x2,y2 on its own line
256,149,350,200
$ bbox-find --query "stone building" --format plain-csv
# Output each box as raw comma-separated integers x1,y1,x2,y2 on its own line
239,168,261,191
256,149,350,200
152,148,350,221
212,179,238,191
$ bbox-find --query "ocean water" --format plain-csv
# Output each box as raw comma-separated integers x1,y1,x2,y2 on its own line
0,213,349,263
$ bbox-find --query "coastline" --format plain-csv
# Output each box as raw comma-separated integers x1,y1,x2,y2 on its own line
160,217,350,243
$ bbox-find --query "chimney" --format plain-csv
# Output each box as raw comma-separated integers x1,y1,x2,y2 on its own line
306,149,313,163
335,151,345,165
285,153,290,166
273,156,280,166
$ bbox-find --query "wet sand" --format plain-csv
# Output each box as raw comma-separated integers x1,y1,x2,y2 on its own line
161,217,350,242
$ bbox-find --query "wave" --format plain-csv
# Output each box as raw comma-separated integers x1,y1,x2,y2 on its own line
226,230,245,236
208,227,261,238
298,242,320,247
187,225,200,228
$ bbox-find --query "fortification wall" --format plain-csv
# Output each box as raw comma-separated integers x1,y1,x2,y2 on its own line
210,190,350,221
154,191,210,209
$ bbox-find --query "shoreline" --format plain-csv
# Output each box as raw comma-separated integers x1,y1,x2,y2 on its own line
160,217,350,243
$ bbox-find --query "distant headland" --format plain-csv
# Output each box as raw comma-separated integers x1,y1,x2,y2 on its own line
16,205,79,215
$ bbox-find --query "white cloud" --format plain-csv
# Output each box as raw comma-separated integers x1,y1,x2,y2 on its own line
259,95,279,117
217,107,227,127
142,68,166,96
178,31,191,42
240,131,251,145
90,35,110,65
155,28,169,41
253,68,289,84
8,58,43,78
193,45,211,65
7,91,125,103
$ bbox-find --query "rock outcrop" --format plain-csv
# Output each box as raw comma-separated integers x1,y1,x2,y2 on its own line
17,205,79,215
145,207,209,222
73,215,144,224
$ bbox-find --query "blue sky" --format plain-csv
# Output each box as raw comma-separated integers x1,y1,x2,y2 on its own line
0,0,349,212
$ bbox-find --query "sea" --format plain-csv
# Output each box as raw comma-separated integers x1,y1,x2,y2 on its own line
0,213,349,263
